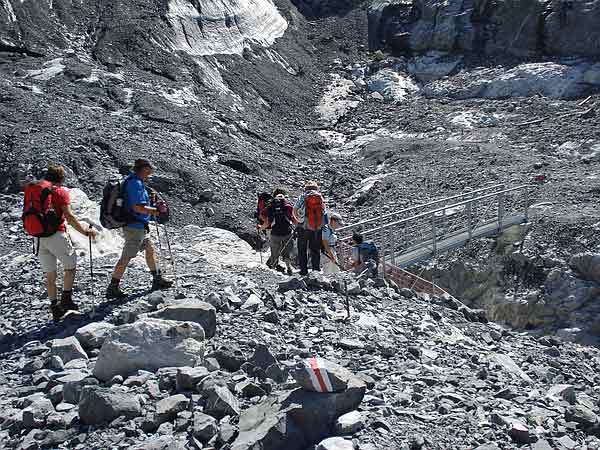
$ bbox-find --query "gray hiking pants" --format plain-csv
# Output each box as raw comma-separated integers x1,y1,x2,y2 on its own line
267,233,293,268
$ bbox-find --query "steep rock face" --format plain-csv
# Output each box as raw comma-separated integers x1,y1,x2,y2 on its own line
0,0,287,58
290,0,364,17
368,0,600,58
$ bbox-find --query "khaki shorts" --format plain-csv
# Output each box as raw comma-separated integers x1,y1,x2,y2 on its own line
121,226,151,259
38,232,77,273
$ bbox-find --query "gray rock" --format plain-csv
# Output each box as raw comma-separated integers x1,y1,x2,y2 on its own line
192,412,218,442
335,410,364,434
570,253,600,284
317,437,354,450
231,377,365,450
75,322,115,350
63,376,99,404
155,394,190,425
50,337,88,364
205,385,240,419
93,319,205,381
133,436,187,450
78,386,142,425
278,278,307,292
292,358,356,393
565,405,598,427
176,366,210,391
241,293,264,312
47,356,64,370
546,384,576,404
22,398,55,428
211,346,246,372
204,292,224,310
146,301,216,338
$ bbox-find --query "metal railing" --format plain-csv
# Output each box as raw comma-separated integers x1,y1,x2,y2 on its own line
337,185,531,271
337,183,506,238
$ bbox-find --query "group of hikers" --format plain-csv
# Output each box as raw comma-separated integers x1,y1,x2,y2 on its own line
22,161,379,322
255,180,379,279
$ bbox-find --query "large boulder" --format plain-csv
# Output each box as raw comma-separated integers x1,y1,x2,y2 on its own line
230,377,366,450
78,387,142,425
146,301,217,338
93,319,205,381
291,358,356,393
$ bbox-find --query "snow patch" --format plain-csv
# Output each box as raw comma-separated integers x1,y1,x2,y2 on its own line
186,226,260,270
2,0,16,23
317,74,361,126
555,141,600,162
27,58,65,81
166,0,288,56
450,111,502,129
160,86,199,107
68,189,124,258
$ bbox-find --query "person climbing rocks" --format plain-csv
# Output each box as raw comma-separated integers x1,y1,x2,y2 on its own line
350,232,379,278
106,158,172,299
293,181,326,276
22,165,98,321
258,189,296,275
322,212,344,274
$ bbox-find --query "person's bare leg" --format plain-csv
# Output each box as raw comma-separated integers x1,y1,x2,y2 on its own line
145,241,157,272
46,271,57,300
111,256,131,281
63,269,75,292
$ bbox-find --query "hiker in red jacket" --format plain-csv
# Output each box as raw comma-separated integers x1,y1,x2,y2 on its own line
22,165,97,321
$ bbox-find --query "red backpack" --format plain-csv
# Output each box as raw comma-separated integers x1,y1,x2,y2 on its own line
22,181,62,238
304,191,324,231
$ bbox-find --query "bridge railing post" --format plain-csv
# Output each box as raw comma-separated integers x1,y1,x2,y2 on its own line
497,192,505,232
467,201,473,240
431,213,437,255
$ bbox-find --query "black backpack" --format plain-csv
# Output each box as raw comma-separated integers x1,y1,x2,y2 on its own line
269,198,292,236
100,177,133,229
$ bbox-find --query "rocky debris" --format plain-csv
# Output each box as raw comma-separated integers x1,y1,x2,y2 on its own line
368,0,600,58
367,68,418,102
423,62,600,100
192,412,219,442
154,394,190,426
78,386,142,425
570,253,600,284
145,301,217,338
49,336,88,364
231,376,365,450
176,366,210,391
74,322,115,350
93,318,205,381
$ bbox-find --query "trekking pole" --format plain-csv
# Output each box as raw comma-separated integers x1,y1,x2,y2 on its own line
162,224,179,290
257,228,263,265
88,224,96,316
155,220,163,275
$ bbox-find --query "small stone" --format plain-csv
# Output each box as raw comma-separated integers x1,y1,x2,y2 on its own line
50,337,88,364
317,437,354,450
335,410,364,434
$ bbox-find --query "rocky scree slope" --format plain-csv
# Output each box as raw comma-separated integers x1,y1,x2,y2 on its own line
2,227,600,450
0,0,348,245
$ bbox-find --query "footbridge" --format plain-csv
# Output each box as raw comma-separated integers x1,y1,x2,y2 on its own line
336,184,532,296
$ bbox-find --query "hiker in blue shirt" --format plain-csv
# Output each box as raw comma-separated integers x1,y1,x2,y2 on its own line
106,159,173,299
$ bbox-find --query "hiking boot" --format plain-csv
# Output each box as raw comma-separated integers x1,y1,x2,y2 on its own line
50,301,64,322
60,291,79,312
106,283,128,300
151,276,173,292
